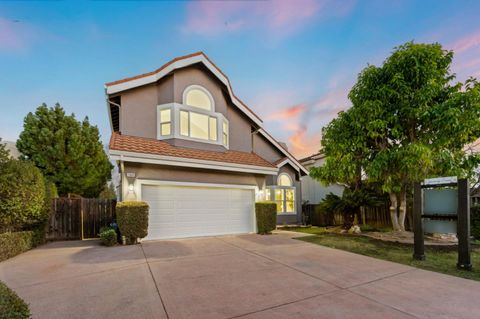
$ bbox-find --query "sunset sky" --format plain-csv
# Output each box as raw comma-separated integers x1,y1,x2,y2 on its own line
1,0,480,159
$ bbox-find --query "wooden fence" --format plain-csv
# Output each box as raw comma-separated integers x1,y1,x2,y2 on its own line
303,202,413,230
47,198,116,241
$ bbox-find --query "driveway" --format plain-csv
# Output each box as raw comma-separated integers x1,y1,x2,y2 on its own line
1,233,480,319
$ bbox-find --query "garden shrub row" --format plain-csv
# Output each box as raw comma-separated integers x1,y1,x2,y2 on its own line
0,281,30,319
255,202,276,234
116,201,149,244
0,231,36,262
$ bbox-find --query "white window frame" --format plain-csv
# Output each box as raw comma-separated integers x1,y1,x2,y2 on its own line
265,186,296,215
277,173,293,186
156,103,229,149
182,84,215,112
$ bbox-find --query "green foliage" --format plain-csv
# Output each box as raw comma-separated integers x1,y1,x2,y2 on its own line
0,138,11,165
0,231,35,262
99,183,116,200
349,42,480,192
255,202,277,234
16,103,112,197
318,189,384,229
99,227,117,246
472,205,480,239
312,41,480,231
116,201,149,244
0,160,46,232
0,281,31,319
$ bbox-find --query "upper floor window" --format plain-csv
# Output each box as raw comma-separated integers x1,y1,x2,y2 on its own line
183,85,214,111
278,173,292,186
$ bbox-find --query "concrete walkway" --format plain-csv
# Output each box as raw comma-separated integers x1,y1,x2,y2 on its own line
1,233,479,319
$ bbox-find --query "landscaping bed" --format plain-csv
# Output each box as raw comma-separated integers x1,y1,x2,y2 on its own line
284,227,480,281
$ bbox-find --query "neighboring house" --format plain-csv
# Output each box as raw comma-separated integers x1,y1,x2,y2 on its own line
105,52,308,240
300,152,343,204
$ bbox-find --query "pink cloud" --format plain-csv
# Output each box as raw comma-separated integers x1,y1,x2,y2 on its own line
182,0,355,38
266,104,306,121
0,17,52,53
451,30,480,54
0,17,26,51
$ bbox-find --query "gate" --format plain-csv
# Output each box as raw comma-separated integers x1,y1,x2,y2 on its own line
47,198,116,240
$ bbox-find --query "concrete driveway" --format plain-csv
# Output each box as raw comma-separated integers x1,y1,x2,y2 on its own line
1,233,480,319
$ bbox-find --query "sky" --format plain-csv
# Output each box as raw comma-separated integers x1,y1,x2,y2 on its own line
1,0,480,159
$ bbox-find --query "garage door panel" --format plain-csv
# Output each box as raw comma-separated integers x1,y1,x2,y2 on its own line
142,184,254,240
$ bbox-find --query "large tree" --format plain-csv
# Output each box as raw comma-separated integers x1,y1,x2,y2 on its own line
314,42,480,231
17,103,112,197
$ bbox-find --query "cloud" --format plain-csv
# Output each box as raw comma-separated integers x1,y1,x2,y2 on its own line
255,84,351,158
448,30,480,82
451,30,480,54
0,17,28,51
182,0,355,38
266,104,306,121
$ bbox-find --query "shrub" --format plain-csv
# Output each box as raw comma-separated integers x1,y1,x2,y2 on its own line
116,201,149,244
255,202,277,234
0,160,46,232
472,205,480,239
99,227,117,246
0,231,34,262
0,281,30,319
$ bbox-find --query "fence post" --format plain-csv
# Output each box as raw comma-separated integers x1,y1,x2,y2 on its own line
457,178,472,270
413,182,425,260
80,199,84,240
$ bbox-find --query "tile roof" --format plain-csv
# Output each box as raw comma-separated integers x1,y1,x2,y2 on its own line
109,132,275,169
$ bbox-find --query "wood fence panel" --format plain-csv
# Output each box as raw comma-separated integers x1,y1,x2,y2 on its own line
47,198,116,241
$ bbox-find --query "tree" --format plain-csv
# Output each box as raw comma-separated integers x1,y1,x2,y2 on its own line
313,42,480,231
99,183,117,200
16,103,112,197
0,138,10,165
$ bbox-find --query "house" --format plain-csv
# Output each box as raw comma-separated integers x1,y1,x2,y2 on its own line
300,152,343,204
105,52,308,240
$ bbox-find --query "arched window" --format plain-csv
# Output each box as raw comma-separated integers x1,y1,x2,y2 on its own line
183,85,214,111
278,173,292,186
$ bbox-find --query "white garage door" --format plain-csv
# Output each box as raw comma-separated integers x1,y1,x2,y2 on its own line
141,184,255,240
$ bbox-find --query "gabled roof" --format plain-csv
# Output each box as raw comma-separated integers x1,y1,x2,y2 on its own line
109,133,277,174
105,52,308,175
105,51,262,126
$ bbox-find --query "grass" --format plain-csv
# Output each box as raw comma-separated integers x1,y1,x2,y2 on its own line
289,228,480,281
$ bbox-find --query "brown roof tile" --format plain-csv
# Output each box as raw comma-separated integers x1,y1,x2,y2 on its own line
109,132,275,169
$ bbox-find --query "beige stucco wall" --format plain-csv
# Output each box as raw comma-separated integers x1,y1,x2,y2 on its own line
122,162,266,200
252,133,284,164
172,66,228,115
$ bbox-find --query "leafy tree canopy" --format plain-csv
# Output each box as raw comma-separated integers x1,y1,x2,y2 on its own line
311,42,480,230
16,103,112,197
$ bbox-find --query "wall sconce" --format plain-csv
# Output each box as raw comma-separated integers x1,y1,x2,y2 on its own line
128,184,134,192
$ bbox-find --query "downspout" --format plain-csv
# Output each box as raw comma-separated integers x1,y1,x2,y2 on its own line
120,160,125,202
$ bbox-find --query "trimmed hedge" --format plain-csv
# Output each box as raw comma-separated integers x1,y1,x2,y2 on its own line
472,205,480,239
0,231,35,262
99,227,117,246
0,281,30,319
255,202,277,234
0,160,46,232
116,201,149,244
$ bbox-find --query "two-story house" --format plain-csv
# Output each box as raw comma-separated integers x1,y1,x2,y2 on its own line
106,52,308,240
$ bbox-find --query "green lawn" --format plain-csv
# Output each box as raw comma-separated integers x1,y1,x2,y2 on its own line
287,228,480,281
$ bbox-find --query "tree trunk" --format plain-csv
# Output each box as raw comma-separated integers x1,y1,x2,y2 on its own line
389,192,401,231
398,189,407,232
